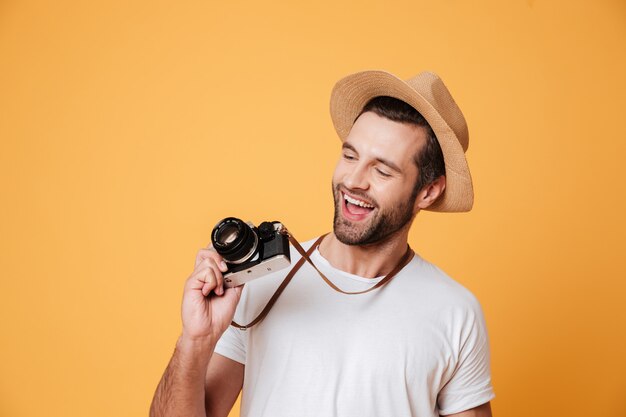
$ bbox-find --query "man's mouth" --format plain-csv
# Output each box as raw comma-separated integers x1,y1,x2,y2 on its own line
341,191,375,220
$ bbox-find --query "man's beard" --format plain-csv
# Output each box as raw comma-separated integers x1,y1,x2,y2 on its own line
332,183,418,246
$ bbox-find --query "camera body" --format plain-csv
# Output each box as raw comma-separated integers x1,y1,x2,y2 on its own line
211,217,291,287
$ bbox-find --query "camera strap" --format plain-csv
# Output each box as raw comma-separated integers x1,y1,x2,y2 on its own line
230,231,414,330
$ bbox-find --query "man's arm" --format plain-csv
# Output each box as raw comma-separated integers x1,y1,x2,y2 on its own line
204,353,244,416
149,336,243,417
150,335,214,417
150,245,244,417
443,401,492,417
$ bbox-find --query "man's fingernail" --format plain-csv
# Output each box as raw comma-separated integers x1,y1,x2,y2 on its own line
220,261,227,271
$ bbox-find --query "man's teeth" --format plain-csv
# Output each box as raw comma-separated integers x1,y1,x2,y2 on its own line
344,194,374,208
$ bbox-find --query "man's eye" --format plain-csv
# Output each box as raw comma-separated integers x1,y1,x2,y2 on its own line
376,168,391,177
343,154,356,161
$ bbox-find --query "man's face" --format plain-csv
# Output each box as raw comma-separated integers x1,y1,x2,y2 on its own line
332,111,427,246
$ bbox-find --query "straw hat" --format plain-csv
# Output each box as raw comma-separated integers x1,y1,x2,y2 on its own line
329,70,474,213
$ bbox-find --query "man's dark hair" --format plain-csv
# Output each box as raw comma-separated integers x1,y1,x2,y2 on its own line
358,96,446,195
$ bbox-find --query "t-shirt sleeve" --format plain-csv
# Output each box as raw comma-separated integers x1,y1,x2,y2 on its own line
214,324,247,365
437,298,495,415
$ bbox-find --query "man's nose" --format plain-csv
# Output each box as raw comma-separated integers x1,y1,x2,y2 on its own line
343,164,369,190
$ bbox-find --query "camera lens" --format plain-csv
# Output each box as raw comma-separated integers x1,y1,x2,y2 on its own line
211,217,258,264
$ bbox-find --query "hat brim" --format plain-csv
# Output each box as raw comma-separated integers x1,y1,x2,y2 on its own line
329,70,474,212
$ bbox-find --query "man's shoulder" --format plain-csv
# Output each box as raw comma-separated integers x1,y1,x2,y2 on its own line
400,253,484,313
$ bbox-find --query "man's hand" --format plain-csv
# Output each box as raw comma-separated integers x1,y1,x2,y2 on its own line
150,246,244,417
181,245,243,343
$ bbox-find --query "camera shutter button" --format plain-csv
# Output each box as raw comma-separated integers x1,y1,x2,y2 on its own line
258,222,275,241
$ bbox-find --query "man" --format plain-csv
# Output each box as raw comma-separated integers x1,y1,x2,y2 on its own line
150,70,495,417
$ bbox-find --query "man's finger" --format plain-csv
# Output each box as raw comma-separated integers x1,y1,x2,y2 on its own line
186,267,216,292
206,260,225,296
195,247,224,269
187,262,225,296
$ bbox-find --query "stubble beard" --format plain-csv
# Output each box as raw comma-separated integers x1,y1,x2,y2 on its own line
332,183,417,246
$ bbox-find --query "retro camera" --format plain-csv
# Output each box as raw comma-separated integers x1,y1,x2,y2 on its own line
211,217,291,287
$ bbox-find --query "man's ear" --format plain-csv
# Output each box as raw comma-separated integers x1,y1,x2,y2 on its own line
413,175,446,212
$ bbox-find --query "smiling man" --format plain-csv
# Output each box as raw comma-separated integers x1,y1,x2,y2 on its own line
150,70,495,417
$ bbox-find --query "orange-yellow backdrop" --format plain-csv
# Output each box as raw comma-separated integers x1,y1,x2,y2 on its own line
1,1,625,416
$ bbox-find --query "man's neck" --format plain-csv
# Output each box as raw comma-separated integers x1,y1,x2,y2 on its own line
317,230,411,279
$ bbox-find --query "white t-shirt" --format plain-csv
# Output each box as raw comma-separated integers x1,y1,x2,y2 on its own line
215,237,495,417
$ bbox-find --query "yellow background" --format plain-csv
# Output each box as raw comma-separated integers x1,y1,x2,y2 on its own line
1,1,625,416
